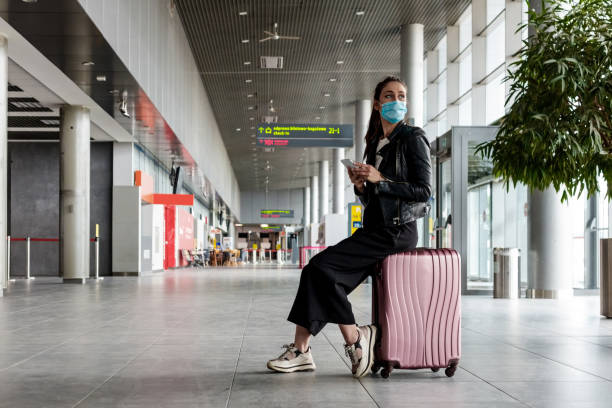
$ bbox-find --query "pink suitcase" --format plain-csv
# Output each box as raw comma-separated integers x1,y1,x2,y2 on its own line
372,248,461,378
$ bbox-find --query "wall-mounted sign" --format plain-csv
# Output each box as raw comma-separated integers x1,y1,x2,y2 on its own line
262,225,282,231
261,209,294,218
256,124,353,147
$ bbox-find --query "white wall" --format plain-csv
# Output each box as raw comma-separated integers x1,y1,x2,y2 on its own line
79,0,240,218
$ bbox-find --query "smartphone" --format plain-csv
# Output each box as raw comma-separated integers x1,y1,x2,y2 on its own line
341,159,357,169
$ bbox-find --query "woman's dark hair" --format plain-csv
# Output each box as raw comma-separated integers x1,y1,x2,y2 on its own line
363,75,407,158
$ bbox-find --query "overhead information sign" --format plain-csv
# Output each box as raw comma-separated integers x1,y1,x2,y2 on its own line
257,123,353,147
261,209,294,218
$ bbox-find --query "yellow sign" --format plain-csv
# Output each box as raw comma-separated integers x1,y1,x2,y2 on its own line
95,224,99,238
253,243,258,250
348,203,363,235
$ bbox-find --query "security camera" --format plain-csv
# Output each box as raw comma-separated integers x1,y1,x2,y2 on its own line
119,90,130,118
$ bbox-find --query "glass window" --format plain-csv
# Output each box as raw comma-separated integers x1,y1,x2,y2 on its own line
437,71,447,114
459,5,472,50
459,95,472,125
486,20,505,73
487,0,505,23
459,52,472,95
486,72,505,124
437,36,447,73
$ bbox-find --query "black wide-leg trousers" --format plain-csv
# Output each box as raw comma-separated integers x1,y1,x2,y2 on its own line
288,222,418,336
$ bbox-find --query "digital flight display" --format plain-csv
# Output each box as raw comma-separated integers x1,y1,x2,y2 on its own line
256,124,353,148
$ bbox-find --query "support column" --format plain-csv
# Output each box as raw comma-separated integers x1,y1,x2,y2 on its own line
303,186,311,226
400,24,424,127
332,148,345,214
505,0,526,111
354,100,370,163
112,142,134,186
319,160,329,219
585,195,598,289
60,106,91,284
527,187,573,298
311,175,319,224
0,36,7,296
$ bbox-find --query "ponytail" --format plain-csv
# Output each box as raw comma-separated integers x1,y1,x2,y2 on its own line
363,75,407,159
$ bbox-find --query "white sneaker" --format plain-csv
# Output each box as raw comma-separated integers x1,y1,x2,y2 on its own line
266,343,316,373
344,325,377,378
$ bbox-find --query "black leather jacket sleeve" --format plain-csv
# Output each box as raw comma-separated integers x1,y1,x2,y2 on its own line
354,184,369,206
375,128,432,202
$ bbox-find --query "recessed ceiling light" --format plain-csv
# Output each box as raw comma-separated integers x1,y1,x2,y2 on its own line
239,11,247,16
251,141,256,145
244,61,251,65
250,134,255,138
356,10,365,16
81,60,94,66
96,75,107,82
247,93,254,98
245,79,252,83
241,39,250,44
252,148,257,151
323,93,331,97
329,78,337,82
109,89,119,94
315,116,321,120
336,60,344,64
236,128,241,131
319,106,326,109
21,0,38,3
249,117,255,121
345,39,354,43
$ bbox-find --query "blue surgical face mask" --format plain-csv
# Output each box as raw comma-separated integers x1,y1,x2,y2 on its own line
380,100,407,124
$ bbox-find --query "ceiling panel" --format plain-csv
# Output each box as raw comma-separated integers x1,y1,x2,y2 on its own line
176,0,470,191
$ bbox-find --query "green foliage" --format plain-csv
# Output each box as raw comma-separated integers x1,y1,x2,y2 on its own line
476,0,612,201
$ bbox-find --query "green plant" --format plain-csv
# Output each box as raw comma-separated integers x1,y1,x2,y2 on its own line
476,0,612,201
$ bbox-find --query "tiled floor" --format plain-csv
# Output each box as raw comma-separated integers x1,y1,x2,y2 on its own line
1,266,612,407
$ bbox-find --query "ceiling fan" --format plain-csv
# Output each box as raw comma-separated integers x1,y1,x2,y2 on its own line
259,23,301,42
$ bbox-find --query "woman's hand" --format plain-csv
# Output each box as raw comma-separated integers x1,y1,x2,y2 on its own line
347,166,365,193
353,163,386,184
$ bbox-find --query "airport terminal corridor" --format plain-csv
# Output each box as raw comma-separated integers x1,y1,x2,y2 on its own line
2,266,612,408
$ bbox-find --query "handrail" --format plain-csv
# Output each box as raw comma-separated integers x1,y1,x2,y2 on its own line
7,235,102,282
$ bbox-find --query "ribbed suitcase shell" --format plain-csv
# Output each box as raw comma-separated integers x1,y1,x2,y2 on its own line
373,248,461,375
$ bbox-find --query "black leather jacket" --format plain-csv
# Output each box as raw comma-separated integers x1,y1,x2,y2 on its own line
355,122,432,227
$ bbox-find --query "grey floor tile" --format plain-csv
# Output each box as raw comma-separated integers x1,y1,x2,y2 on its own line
493,381,612,407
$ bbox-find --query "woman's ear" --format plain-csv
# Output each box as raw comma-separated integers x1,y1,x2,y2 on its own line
373,100,381,111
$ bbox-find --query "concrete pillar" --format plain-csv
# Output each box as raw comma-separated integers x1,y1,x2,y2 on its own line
332,149,345,214
60,106,91,284
354,100,371,163
303,186,311,226
0,36,7,295
113,142,134,186
311,175,319,224
527,187,573,298
400,24,424,127
585,195,598,289
319,161,329,218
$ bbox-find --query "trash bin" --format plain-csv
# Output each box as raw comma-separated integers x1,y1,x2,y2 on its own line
493,248,520,299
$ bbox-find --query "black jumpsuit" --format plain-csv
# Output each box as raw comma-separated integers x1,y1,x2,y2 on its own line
287,133,420,336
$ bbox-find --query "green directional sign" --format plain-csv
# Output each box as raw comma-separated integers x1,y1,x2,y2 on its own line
256,123,353,147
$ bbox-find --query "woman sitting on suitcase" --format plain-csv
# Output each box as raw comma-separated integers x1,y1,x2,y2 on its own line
267,76,432,378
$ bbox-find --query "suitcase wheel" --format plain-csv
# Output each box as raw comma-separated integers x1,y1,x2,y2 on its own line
371,362,382,375
431,367,440,372
445,360,459,377
381,362,393,379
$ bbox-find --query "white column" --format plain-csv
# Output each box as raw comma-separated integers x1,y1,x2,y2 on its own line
426,50,439,134
332,148,345,214
446,25,460,128
354,100,371,162
472,0,487,125
311,175,319,224
113,142,134,186
319,161,329,218
0,36,7,295
60,106,91,283
303,186,311,226
400,24,424,127
527,188,573,298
